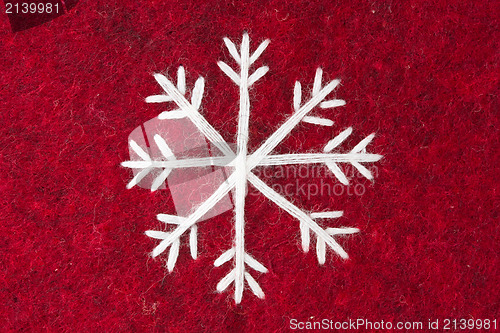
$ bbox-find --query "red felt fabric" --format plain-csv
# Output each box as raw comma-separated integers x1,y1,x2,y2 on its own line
0,0,498,331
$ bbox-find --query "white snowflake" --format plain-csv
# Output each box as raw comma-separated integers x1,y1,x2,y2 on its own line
122,33,382,303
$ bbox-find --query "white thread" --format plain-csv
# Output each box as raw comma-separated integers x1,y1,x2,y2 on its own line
122,161,151,168
302,116,334,126
126,167,151,189
145,66,186,103
351,133,375,153
190,225,198,259
177,66,186,95
223,37,241,64
233,32,251,304
324,127,353,152
320,99,346,108
149,217,198,262
249,39,270,64
151,172,237,258
145,230,170,239
352,161,373,180
293,77,336,126
326,162,349,185
316,236,326,264
145,95,173,103
167,238,180,272
244,253,268,273
300,221,310,252
129,140,150,161
217,61,241,86
216,33,269,303
312,68,322,96
326,227,359,235
293,81,301,111
248,66,269,86
248,76,341,170
127,35,383,303
216,269,235,292
256,153,382,166
310,211,343,219
214,248,235,267
248,172,349,259
191,78,204,110
158,110,186,119
153,73,234,157
151,168,172,191
245,272,265,299
157,214,184,224
122,156,231,170
153,134,175,159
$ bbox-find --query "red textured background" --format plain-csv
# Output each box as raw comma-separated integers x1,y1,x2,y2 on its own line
1,0,498,331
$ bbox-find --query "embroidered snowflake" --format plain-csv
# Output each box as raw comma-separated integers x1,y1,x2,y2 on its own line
122,34,382,303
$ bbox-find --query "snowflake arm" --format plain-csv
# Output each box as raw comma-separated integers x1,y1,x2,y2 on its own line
121,134,232,191
247,68,342,170
253,129,383,184
150,67,235,158
215,33,270,303
150,171,237,258
248,172,357,262
144,214,198,271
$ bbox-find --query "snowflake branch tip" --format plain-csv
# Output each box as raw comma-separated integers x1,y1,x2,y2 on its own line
324,127,353,152
245,272,265,299
320,99,346,109
157,214,184,225
216,269,235,293
217,61,241,86
250,39,270,64
219,34,269,89
351,133,376,153
248,66,269,86
214,247,267,302
158,109,186,119
223,37,242,64
147,222,198,265
293,77,339,127
310,211,343,219
223,34,269,66
214,248,235,267
145,230,170,239
145,95,173,103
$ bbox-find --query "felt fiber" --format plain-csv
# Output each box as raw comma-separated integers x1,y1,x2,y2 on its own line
0,0,498,331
